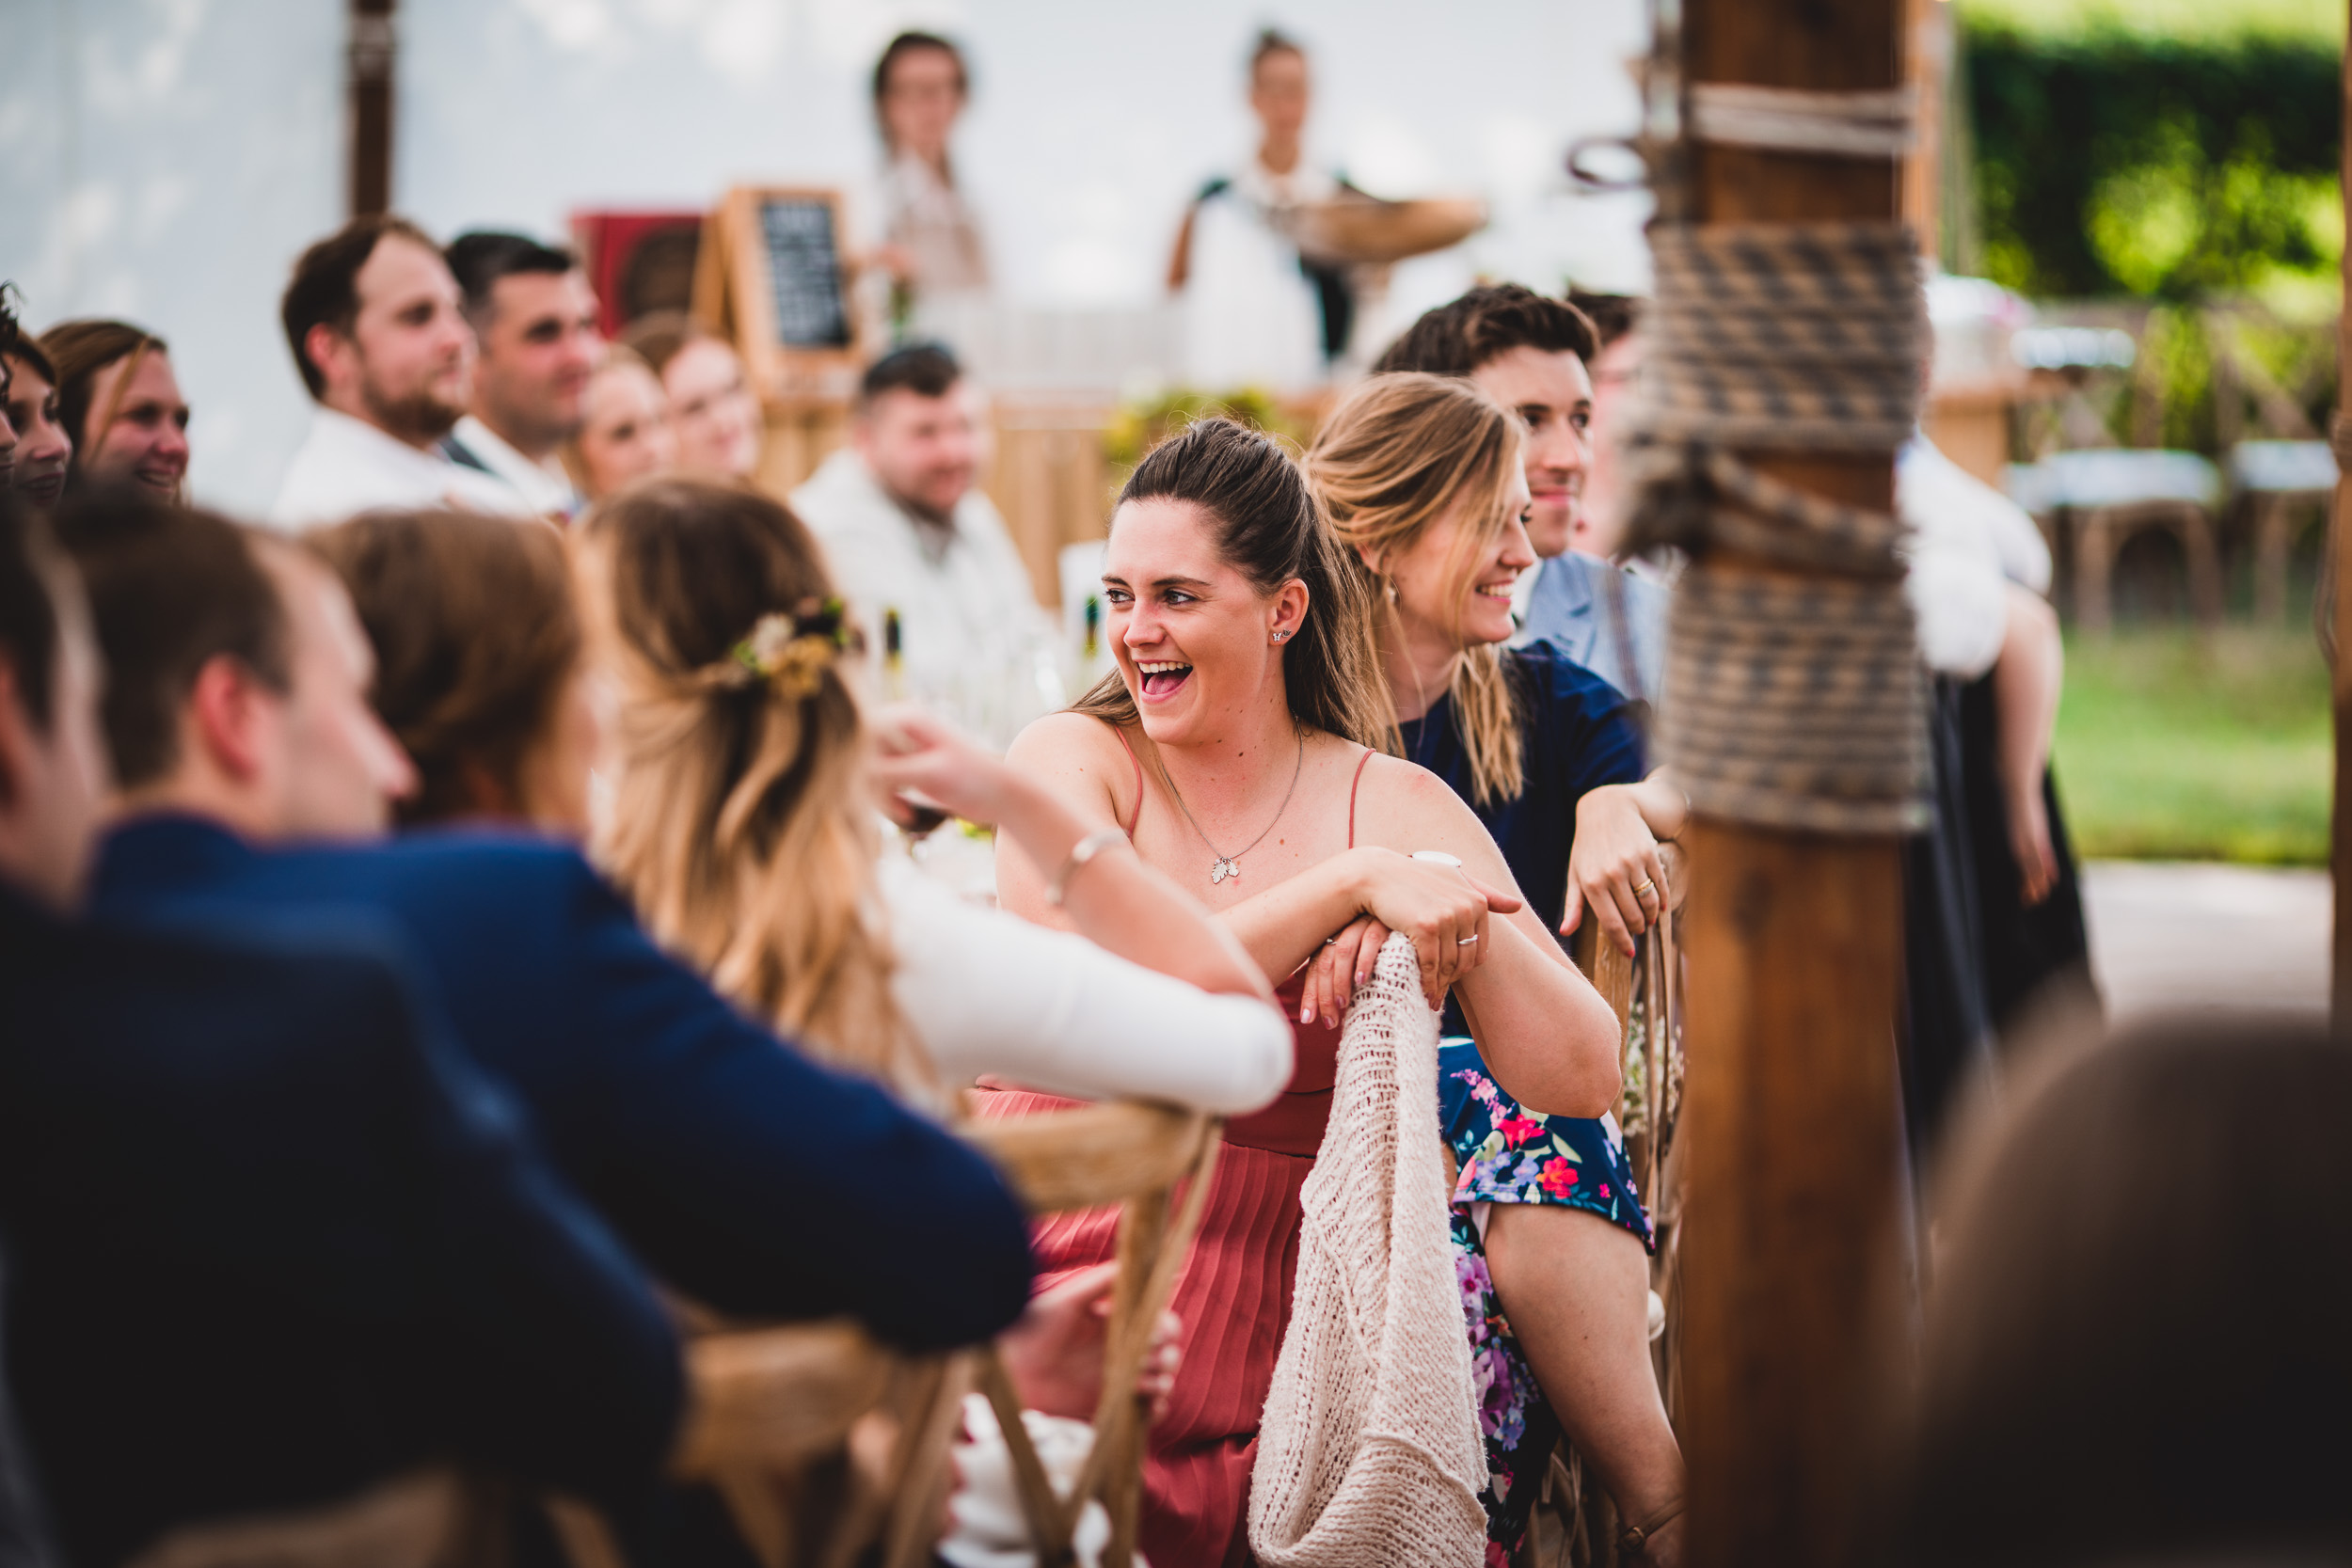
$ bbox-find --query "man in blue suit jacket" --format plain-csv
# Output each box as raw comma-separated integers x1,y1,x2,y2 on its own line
0,498,682,1566
62,489,1034,1352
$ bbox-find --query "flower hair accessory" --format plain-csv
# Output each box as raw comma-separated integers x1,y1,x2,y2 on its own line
720,596,856,700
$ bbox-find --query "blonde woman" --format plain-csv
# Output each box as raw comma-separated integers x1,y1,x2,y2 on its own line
559,347,676,505
987,417,1621,1567
572,475,1291,1116
1300,372,1687,1564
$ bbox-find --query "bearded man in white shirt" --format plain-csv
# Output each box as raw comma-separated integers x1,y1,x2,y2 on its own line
441,232,599,520
790,343,1053,747
270,215,528,531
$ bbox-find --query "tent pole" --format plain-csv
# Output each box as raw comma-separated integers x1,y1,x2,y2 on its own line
348,0,395,218
1671,0,1912,1564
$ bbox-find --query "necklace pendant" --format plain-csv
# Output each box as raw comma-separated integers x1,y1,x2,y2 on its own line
1210,857,1239,885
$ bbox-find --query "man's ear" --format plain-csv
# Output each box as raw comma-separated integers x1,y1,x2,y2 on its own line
303,323,350,396
184,655,275,785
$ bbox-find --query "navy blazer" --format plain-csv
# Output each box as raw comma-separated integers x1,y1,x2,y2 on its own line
88,815,1034,1350
0,881,682,1568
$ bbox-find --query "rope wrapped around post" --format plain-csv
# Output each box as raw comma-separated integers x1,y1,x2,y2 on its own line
1625,218,1933,835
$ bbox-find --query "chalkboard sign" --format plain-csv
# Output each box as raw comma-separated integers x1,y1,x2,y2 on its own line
758,195,850,349
695,185,863,394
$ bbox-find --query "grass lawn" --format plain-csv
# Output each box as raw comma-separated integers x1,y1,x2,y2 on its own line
2054,624,2332,865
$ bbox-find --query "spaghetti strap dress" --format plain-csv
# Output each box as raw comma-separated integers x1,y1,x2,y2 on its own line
968,729,1375,1568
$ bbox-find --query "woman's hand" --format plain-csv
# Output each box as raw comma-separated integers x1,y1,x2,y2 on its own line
1347,847,1522,1010
1299,914,1392,1029
994,1262,1183,1423
1563,784,1669,958
868,702,1013,830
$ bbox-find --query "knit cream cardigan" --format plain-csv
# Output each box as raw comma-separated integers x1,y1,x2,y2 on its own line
1248,933,1487,1567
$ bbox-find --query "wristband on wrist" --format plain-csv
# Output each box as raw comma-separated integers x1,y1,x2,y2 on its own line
1046,827,1129,907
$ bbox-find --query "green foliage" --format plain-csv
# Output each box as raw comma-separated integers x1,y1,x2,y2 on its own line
1102,388,1310,473
2055,626,2330,864
1963,22,2342,302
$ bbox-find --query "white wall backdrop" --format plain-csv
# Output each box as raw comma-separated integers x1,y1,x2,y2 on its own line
1,0,1652,516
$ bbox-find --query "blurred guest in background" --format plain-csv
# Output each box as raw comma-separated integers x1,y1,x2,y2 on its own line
2,334,72,511
39,321,187,501
867,30,991,338
1301,374,1686,1564
1899,1013,2352,1566
618,311,761,483
272,215,523,530
1168,30,1357,391
1565,291,1643,562
0,494,682,1568
312,510,598,837
442,231,600,519
791,342,1053,745
1376,284,1665,707
561,346,675,504
64,492,1035,1361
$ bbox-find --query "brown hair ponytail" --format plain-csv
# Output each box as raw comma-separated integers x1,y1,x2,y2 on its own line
1072,417,1388,749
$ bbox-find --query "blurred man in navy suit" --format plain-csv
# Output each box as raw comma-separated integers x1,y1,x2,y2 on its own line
0,494,684,1567
62,491,1035,1352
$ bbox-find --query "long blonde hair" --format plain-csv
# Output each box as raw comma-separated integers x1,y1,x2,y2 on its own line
579,477,922,1093
1071,416,1390,749
1305,373,1527,805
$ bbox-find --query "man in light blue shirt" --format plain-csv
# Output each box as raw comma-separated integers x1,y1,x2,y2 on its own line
1374,284,1665,705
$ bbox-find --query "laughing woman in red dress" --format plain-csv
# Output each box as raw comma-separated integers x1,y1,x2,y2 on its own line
980,418,1622,1567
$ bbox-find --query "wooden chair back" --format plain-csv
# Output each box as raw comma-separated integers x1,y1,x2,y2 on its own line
959,1101,1225,1568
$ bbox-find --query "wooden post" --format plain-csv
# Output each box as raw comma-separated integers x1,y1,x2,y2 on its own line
1672,2,1911,1565
348,0,395,218
2331,8,2352,1029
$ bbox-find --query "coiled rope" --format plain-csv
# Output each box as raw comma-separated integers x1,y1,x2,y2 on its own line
1629,208,1933,833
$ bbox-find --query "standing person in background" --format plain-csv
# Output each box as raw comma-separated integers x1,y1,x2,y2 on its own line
561,346,676,504
867,31,991,341
1375,285,1666,707
790,342,1053,746
1168,30,1356,392
38,321,188,501
617,312,761,483
2,333,72,511
442,232,601,520
272,215,526,530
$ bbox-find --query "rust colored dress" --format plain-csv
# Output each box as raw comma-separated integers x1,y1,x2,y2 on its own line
969,736,1372,1568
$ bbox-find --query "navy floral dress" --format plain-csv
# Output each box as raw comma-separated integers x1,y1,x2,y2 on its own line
1399,641,1653,1557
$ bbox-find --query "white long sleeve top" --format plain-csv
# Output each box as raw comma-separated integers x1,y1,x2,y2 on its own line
877,855,1293,1116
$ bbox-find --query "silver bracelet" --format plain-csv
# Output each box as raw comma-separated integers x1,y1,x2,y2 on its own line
1046,827,1129,907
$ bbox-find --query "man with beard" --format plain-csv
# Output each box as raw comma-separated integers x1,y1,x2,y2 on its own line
271,215,529,531
790,341,1053,745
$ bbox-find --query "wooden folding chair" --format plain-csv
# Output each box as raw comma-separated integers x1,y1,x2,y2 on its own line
958,1101,1225,1568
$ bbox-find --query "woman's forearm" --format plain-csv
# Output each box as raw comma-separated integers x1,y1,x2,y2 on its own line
993,774,1271,1001
1215,851,1376,992
1454,915,1623,1117
1631,769,1690,841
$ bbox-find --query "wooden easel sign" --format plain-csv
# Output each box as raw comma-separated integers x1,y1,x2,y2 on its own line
693,185,863,394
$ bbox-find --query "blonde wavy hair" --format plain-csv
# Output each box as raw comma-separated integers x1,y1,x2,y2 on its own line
1305,372,1528,806
578,477,923,1094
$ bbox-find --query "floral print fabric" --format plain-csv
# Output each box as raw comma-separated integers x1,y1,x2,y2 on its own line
1438,1037,1652,1557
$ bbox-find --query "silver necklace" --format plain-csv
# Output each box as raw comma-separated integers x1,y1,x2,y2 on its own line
1160,726,1304,885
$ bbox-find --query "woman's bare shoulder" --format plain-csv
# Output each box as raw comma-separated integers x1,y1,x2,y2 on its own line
1351,752,1513,867
1009,711,1134,814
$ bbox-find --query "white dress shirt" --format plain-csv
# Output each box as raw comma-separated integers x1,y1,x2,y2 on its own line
792,448,1057,748
444,415,580,520
268,406,532,532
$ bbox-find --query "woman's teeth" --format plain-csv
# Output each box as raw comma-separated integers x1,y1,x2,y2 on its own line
1474,582,1515,599
1136,659,1192,697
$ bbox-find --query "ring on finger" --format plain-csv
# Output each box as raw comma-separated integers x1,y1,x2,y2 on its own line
1633,879,1658,900
1456,933,1480,945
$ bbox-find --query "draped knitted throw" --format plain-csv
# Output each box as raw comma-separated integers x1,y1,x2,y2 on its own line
1248,933,1486,1568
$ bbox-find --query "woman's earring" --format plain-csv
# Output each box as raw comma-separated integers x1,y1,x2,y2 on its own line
1271,629,1289,642
1383,578,1398,605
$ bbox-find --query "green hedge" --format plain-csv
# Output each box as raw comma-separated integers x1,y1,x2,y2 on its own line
1963,24,2341,302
